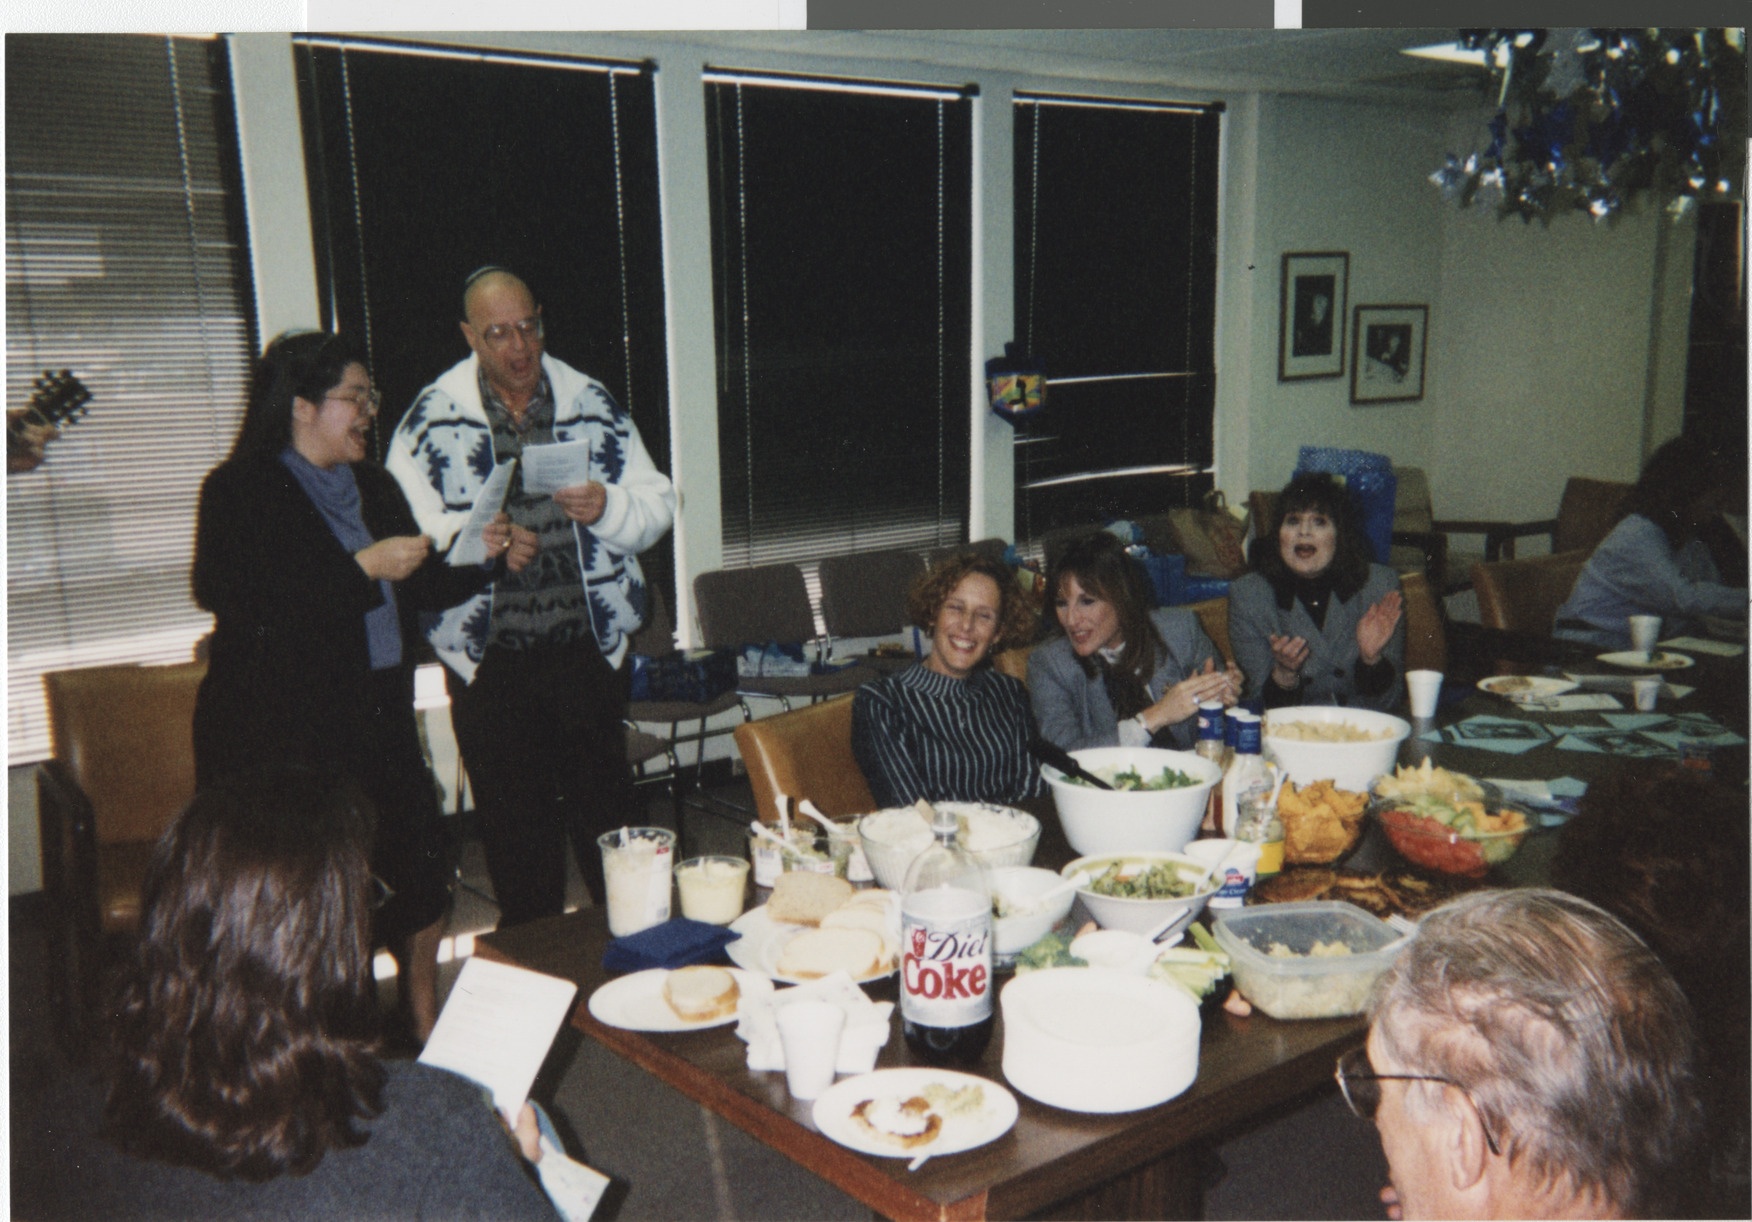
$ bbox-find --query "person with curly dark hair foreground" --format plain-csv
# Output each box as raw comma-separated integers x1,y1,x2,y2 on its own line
1347,889,1703,1220
28,770,556,1221
851,551,1044,807
1551,762,1750,1218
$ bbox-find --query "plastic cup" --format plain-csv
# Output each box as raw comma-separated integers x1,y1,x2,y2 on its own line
775,1000,845,1100
1182,838,1263,910
780,832,850,878
1628,615,1662,660
1405,669,1443,719
597,827,675,937
674,855,750,925
1632,675,1662,711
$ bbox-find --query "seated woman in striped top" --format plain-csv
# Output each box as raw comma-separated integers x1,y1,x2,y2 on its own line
851,551,1044,808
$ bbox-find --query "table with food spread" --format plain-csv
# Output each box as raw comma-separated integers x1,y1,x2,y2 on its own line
475,630,1745,1222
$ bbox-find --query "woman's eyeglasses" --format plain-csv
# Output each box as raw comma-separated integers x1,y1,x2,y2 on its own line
326,387,382,415
1334,1045,1502,1156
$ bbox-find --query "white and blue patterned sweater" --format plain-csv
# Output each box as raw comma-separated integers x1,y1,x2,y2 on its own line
385,352,676,683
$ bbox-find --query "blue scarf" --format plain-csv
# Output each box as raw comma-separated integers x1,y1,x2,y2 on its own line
281,447,402,670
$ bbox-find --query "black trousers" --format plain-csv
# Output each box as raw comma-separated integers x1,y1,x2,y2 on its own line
445,639,637,928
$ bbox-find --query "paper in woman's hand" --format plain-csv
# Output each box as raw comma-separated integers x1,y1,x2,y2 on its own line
447,459,516,566
418,956,578,1124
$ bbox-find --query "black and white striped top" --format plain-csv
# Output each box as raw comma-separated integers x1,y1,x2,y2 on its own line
850,663,1045,809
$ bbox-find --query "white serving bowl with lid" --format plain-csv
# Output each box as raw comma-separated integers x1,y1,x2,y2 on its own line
1041,746,1222,857
1260,706,1410,792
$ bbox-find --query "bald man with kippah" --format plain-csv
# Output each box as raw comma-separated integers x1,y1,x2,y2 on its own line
386,268,676,928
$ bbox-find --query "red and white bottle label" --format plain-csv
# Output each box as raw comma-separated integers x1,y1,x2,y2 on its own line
900,887,992,1025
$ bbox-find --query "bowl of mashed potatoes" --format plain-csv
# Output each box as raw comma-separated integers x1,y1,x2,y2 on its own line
1261,707,1409,792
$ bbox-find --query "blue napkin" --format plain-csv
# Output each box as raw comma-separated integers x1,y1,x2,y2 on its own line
602,917,741,973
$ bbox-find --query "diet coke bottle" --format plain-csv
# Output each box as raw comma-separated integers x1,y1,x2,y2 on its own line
899,805,994,1066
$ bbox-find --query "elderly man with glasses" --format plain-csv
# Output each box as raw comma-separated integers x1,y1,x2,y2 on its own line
387,267,675,928
1338,889,1703,1220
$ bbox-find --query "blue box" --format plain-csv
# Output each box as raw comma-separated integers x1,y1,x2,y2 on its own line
629,648,738,703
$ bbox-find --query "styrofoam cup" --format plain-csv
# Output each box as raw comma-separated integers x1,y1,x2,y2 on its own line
1405,669,1443,719
1182,838,1263,910
1632,675,1662,711
1628,615,1662,660
775,1000,845,1100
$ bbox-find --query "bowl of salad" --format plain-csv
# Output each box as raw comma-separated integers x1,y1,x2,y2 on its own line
1042,746,1222,856
1061,849,1221,936
1369,760,1532,877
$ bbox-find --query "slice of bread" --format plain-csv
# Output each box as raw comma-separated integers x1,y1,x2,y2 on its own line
849,1096,943,1149
775,926,885,980
818,906,896,970
662,965,741,1023
766,872,856,926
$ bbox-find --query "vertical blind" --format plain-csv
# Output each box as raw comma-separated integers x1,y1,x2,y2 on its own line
705,70,974,570
6,35,255,764
1012,93,1221,538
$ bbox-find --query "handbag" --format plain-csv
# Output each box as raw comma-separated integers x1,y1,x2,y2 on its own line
1165,490,1250,579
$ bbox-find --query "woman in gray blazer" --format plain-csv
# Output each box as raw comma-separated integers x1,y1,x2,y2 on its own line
1029,531,1240,752
1228,472,1405,712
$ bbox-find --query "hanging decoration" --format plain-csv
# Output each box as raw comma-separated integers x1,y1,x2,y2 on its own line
1430,28,1747,225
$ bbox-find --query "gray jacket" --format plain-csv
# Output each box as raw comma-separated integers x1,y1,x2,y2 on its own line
1228,563,1405,712
1028,607,1220,751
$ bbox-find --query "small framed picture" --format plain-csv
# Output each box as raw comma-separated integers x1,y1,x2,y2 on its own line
1350,305,1428,404
1278,252,1348,381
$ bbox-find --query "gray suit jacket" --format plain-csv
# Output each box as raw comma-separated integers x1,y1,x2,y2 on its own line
1228,564,1405,712
1028,607,1220,752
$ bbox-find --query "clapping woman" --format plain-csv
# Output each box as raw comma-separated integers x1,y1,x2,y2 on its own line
1228,472,1405,711
191,331,531,1045
1029,531,1240,751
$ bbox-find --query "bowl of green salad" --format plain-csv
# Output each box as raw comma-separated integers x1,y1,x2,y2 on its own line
1042,746,1222,856
1061,849,1220,936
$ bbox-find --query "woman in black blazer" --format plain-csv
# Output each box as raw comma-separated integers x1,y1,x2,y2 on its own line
192,331,531,1044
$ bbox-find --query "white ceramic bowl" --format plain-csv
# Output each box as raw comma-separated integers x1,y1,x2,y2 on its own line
1061,850,1218,936
1260,706,1410,792
989,866,1077,957
1042,746,1223,857
856,802,1040,891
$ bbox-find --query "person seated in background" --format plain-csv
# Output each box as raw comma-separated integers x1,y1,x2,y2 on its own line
29,769,556,1221
1347,889,1702,1221
1551,762,1750,1218
1029,530,1240,752
1553,434,1747,649
1229,472,1404,711
851,550,1043,808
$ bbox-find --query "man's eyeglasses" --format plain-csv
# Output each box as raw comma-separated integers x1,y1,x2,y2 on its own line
1335,1045,1503,1156
479,316,543,349
326,387,382,415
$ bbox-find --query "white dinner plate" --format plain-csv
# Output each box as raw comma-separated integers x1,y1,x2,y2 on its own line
587,967,774,1032
724,905,897,986
812,1068,1018,1161
1476,675,1580,702
1597,650,1694,671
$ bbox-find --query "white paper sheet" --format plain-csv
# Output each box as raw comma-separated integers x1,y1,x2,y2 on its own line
533,1102,611,1222
519,439,593,495
446,459,516,566
418,956,578,1124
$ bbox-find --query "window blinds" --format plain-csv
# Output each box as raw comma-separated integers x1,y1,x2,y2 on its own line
705,70,974,570
6,35,254,764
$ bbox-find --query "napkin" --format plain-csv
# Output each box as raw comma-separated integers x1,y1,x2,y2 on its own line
601,918,741,973
737,972,894,1075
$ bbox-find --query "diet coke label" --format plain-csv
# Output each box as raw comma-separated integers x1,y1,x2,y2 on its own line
900,887,992,1027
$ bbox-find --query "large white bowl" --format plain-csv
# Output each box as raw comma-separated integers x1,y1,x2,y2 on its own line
989,866,1078,957
1042,746,1222,857
1260,706,1410,792
856,802,1040,891
1062,850,1218,936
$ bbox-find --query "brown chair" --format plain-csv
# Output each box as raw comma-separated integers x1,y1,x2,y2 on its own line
1480,477,1634,561
37,660,206,1053
732,695,877,826
1186,596,1234,665
991,643,1036,682
1399,570,1448,674
1470,550,1591,636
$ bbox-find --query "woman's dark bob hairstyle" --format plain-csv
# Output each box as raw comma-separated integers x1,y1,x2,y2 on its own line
1254,471,1376,598
102,768,386,1181
230,330,369,460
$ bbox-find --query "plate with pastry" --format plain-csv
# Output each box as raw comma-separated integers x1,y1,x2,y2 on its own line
726,875,901,985
1476,674,1579,702
588,965,774,1032
813,1068,1017,1161
1596,650,1694,671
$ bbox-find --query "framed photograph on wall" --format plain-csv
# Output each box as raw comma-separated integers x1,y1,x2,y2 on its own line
1350,304,1427,404
1278,252,1348,381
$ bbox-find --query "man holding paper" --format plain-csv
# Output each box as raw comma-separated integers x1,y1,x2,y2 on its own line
387,268,676,927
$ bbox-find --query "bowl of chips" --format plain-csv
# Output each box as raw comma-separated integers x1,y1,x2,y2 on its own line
1276,779,1369,864
1262,707,1409,792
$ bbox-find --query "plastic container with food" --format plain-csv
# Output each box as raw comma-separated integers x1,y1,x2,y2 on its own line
1041,746,1223,857
1369,760,1531,878
1260,707,1409,792
1211,901,1403,1019
856,802,1040,890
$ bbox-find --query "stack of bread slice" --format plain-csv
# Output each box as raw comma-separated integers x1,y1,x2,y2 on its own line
773,886,899,981
662,964,742,1023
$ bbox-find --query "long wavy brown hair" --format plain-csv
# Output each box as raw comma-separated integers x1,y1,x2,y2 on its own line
102,769,386,1181
1045,531,1165,719
907,551,1039,660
